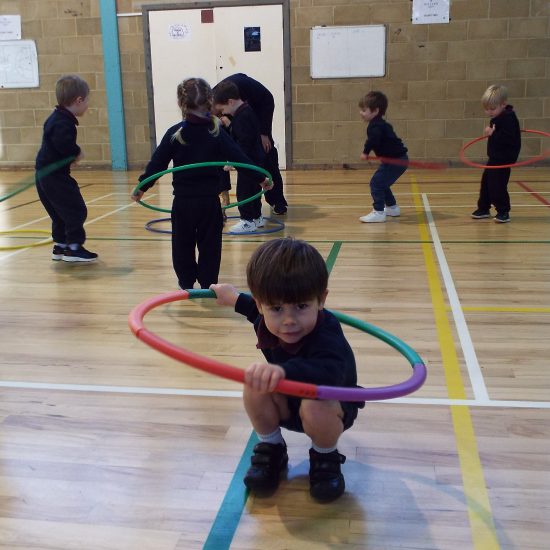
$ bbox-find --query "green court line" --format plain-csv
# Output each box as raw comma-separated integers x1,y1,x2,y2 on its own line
201,241,343,549
202,432,259,550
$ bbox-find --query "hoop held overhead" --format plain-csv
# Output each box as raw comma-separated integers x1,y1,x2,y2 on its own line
132,161,272,213
128,289,427,402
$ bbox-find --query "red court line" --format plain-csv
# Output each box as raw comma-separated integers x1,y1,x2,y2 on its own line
516,181,550,207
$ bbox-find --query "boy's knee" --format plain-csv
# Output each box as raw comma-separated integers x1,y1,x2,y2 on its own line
300,399,342,426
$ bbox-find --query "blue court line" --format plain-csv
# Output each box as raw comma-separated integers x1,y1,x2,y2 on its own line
201,241,343,549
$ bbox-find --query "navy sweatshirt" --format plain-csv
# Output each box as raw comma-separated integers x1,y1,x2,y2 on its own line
139,114,264,196
363,115,408,159
221,73,275,136
235,293,362,390
35,106,80,175
487,105,521,166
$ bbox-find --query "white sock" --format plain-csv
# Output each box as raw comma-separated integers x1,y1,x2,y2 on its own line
68,243,80,251
257,427,285,445
312,443,337,454
54,242,67,248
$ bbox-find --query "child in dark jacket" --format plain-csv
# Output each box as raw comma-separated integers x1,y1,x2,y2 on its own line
358,91,409,223
35,74,97,262
211,238,365,502
132,77,271,289
471,85,521,223
213,81,267,234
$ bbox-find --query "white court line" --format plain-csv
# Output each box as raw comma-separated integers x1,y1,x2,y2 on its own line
422,193,490,401
0,192,158,263
0,380,548,408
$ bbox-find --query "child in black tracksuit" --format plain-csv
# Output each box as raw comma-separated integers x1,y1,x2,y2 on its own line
35,74,97,262
132,78,271,289
471,85,521,223
211,238,365,502
215,73,288,215
213,81,267,234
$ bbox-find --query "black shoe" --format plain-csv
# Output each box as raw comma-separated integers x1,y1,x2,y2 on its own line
309,448,346,502
52,245,66,261
62,245,98,262
471,209,491,219
273,204,287,215
494,212,510,223
243,442,288,492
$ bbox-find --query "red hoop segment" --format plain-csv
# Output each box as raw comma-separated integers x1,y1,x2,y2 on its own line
366,156,447,170
129,290,319,399
460,129,550,169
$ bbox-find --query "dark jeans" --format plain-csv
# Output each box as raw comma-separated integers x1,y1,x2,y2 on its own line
35,173,87,245
171,195,224,289
477,167,511,214
370,157,408,212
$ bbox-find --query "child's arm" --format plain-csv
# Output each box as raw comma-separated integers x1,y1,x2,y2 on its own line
244,361,286,393
209,283,240,308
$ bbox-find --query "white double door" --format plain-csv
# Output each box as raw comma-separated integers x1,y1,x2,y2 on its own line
147,4,287,167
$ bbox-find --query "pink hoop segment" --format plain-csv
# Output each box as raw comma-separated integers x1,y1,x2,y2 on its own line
128,290,427,402
367,156,447,170
460,129,550,169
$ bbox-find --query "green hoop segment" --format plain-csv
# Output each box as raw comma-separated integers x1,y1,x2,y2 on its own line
132,161,272,213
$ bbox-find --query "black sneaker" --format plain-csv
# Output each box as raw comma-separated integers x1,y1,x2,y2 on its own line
52,245,66,261
471,209,491,219
62,245,98,263
273,204,287,215
309,448,346,502
494,212,510,223
243,442,288,493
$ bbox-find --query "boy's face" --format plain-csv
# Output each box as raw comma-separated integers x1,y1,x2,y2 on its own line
484,102,506,118
214,99,238,117
256,290,328,345
359,106,378,123
70,95,90,117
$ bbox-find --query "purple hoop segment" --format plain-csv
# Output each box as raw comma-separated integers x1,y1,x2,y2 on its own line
128,289,427,402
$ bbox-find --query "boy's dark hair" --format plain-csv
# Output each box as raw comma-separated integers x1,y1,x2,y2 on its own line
55,75,90,107
247,238,328,305
358,90,388,116
212,81,241,105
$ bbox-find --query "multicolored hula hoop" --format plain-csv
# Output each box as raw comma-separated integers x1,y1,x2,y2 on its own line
132,161,272,213
460,129,550,169
128,289,427,401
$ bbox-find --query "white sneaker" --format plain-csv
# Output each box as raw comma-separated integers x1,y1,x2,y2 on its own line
229,219,257,233
254,215,265,228
384,205,401,217
359,210,386,223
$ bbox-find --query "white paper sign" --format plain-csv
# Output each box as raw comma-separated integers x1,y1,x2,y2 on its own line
0,40,39,88
168,23,191,41
0,15,22,40
412,0,450,24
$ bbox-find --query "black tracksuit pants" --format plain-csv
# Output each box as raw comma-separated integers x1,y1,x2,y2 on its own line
171,195,224,289
35,173,87,245
477,167,511,215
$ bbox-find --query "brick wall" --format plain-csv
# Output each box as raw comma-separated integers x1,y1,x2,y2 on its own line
1,0,549,169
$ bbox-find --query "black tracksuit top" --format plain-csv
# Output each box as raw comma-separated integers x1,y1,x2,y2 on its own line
486,105,521,166
363,115,408,158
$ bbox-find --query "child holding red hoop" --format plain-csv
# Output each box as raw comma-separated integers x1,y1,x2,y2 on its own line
132,78,270,290
211,238,364,502
471,84,521,223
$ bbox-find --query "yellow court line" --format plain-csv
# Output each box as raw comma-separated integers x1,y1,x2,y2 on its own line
412,177,500,550
460,306,550,313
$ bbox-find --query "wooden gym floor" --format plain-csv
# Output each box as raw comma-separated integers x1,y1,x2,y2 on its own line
0,166,549,549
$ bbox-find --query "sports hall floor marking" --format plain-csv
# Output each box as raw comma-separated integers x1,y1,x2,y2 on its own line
412,177,499,550
516,180,550,206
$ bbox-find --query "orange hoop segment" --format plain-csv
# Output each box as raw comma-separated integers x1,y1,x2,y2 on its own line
460,129,550,169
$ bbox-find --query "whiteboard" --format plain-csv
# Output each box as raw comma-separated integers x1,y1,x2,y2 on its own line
310,25,385,79
0,39,39,88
